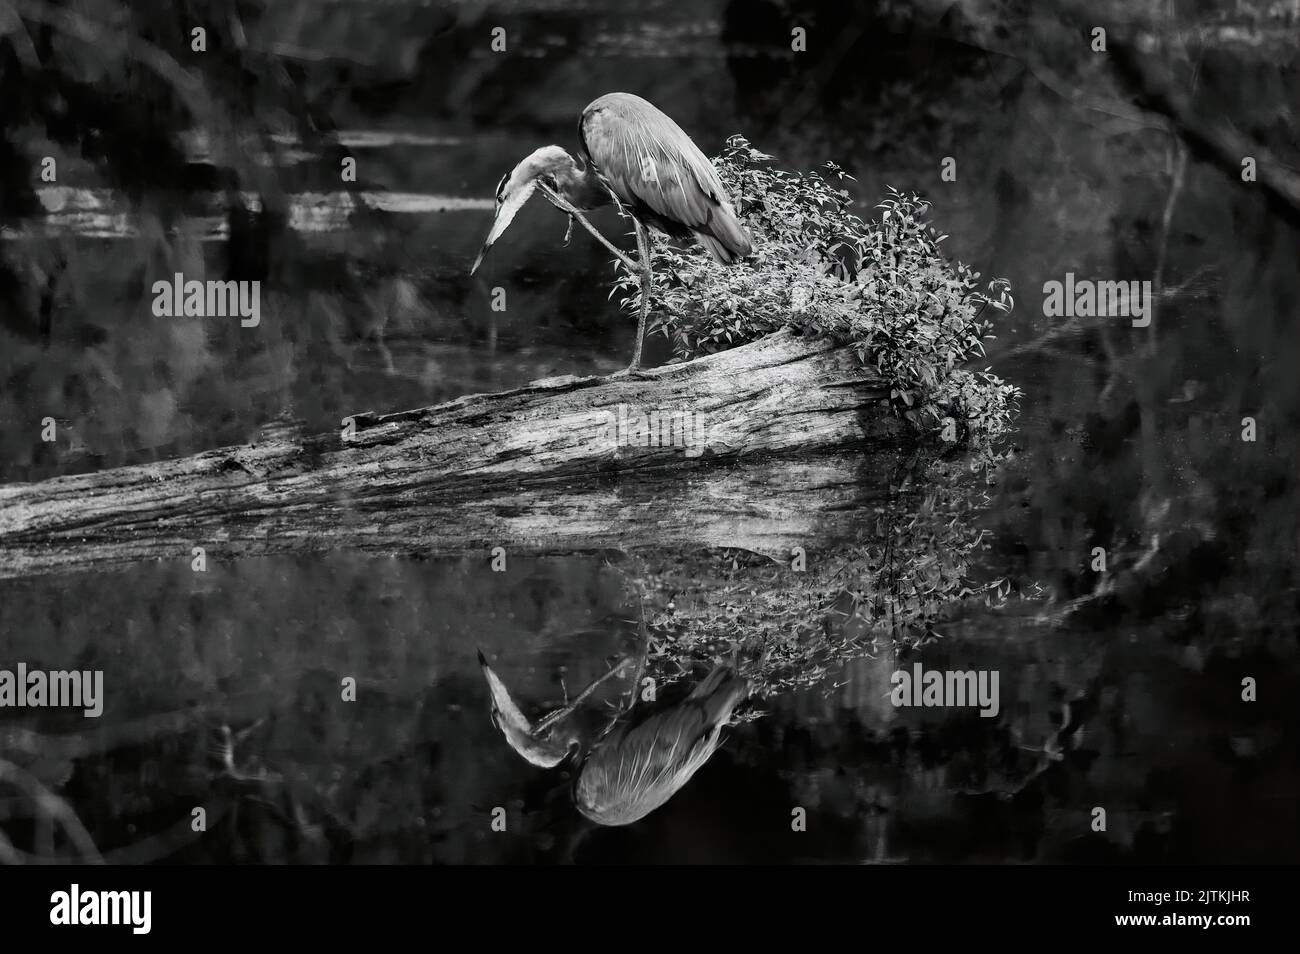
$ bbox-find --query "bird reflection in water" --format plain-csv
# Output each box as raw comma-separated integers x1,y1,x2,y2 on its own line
478,611,750,827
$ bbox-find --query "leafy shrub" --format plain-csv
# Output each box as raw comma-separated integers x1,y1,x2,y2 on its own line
613,136,1020,466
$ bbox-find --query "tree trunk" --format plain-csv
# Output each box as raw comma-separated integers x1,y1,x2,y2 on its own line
0,329,912,579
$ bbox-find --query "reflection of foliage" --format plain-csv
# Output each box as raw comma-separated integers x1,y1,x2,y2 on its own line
614,139,1020,467
639,458,1026,703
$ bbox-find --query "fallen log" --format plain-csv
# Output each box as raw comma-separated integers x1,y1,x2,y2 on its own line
0,329,914,579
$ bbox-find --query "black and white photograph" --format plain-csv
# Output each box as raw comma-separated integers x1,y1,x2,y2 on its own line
0,0,1295,919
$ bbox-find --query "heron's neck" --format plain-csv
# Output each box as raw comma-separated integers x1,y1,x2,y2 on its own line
548,154,612,212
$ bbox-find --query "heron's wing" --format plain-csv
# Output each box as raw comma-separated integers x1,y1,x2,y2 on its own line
575,668,748,825
579,92,731,233
575,706,717,825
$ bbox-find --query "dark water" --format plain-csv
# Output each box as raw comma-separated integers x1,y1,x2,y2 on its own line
0,0,1296,863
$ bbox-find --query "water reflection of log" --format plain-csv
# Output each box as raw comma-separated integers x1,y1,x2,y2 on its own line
0,330,912,580
636,467,996,699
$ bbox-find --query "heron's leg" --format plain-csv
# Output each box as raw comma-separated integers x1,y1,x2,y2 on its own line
531,657,633,738
604,220,655,381
535,183,638,272
536,183,655,379
595,598,652,742
626,218,653,373
624,594,651,710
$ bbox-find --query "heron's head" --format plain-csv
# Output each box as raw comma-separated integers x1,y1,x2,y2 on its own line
471,146,576,275
478,648,585,769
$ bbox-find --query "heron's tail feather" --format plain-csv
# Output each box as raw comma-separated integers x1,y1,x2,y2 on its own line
687,664,750,726
686,662,740,700
694,206,752,265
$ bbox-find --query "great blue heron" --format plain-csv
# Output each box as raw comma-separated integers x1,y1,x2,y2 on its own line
477,648,750,826
470,92,753,374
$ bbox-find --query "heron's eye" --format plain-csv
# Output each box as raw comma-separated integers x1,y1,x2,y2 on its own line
494,172,510,203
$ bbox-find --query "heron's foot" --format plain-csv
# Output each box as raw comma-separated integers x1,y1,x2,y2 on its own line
606,366,654,382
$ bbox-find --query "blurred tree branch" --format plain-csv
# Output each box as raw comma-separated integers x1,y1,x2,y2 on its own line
1109,35,1300,229
14,0,214,128
0,758,102,863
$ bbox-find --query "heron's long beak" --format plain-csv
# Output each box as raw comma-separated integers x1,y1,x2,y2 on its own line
470,246,488,276
477,648,535,738
470,180,537,275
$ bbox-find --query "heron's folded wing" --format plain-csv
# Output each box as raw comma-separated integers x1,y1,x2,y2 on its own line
594,706,716,794
580,95,728,232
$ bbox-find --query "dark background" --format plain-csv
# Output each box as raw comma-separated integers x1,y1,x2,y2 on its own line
0,0,1296,863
